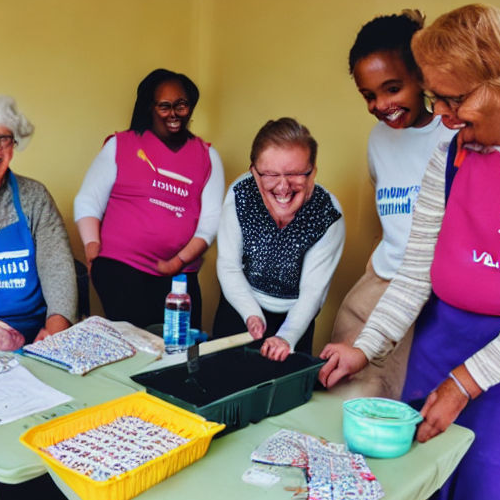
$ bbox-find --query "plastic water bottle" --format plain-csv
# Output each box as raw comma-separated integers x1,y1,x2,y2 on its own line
163,274,191,353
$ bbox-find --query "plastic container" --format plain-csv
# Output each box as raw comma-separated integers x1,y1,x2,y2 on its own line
146,324,208,345
343,397,423,458
164,274,191,353
19,392,224,500
131,343,324,433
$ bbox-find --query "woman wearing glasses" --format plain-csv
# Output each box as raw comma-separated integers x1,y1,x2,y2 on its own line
0,96,76,345
213,118,345,361
319,5,500,499
74,69,224,329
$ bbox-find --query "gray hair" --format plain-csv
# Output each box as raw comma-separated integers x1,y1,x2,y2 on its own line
0,96,34,151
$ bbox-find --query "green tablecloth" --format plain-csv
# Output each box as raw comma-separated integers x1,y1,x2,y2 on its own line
0,352,156,484
1,345,474,499
48,391,473,500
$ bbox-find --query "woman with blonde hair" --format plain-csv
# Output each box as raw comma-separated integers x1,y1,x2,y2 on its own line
318,5,500,498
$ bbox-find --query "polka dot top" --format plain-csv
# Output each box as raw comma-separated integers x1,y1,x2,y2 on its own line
234,176,341,299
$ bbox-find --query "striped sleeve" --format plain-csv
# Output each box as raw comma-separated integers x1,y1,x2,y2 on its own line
465,338,500,390
355,141,500,392
354,143,447,359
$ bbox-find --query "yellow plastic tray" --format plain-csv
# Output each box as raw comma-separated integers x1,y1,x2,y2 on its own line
20,392,225,500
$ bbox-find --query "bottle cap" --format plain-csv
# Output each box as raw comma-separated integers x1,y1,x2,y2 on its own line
171,273,188,294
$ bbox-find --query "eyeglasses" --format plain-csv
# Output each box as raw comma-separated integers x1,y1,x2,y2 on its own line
0,135,15,148
423,87,479,114
154,99,190,116
251,164,314,187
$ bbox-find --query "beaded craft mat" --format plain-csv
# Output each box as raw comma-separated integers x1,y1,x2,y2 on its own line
44,415,189,481
23,317,136,375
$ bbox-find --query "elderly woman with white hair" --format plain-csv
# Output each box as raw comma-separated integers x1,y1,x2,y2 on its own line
0,96,76,347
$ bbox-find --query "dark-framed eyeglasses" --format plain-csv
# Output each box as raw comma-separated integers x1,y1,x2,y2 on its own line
154,99,190,116
423,87,479,114
0,135,15,148
251,164,314,187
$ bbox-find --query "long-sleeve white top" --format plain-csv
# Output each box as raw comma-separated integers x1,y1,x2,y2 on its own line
217,175,345,350
74,136,225,246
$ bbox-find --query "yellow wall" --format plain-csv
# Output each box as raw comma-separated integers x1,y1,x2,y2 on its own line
3,0,496,352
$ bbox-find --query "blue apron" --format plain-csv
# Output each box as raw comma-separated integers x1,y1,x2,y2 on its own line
0,170,46,342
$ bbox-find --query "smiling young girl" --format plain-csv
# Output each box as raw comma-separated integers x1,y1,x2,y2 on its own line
320,11,455,397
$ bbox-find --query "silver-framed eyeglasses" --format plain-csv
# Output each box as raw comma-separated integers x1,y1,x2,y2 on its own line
423,86,479,114
251,164,314,187
0,135,15,149
155,99,190,116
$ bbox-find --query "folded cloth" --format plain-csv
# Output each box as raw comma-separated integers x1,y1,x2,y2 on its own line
251,429,384,500
110,321,164,358
251,429,308,467
0,321,25,351
22,316,136,375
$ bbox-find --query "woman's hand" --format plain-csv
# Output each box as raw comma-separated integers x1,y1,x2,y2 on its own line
0,321,25,350
318,343,368,388
416,366,481,442
158,237,207,276
416,378,469,442
157,255,184,276
34,314,71,343
84,241,101,272
246,316,265,339
260,336,290,362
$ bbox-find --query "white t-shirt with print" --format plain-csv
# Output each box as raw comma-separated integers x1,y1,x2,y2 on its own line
369,116,456,279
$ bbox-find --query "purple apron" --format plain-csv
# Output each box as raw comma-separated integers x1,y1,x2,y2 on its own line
402,137,500,500
403,295,500,500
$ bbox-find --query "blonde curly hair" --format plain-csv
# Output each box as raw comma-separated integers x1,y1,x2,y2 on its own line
411,4,500,89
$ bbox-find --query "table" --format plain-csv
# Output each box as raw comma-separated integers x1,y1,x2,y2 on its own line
0,352,156,484
49,391,473,500
0,332,253,484
1,336,474,500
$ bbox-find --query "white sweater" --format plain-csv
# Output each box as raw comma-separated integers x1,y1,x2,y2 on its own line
217,174,345,350
369,116,456,279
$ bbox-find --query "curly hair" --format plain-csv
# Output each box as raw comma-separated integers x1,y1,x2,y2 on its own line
411,4,500,89
348,10,425,75
0,95,34,151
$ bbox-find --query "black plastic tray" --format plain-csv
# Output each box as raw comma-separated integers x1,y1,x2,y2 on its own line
131,343,324,433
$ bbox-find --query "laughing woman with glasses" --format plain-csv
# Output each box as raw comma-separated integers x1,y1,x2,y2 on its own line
213,118,345,361
74,69,225,329
0,96,77,346
318,5,500,499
